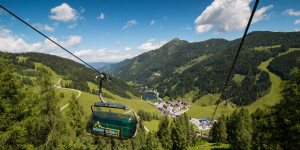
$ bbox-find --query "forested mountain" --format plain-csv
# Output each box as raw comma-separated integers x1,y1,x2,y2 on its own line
103,31,300,105
0,52,139,98
268,51,300,80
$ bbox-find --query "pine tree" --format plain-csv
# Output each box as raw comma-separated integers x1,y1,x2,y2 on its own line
131,122,147,150
67,94,85,136
171,116,188,150
0,53,27,149
251,108,275,150
211,114,227,144
145,131,160,150
272,67,300,150
0,53,22,131
229,108,252,150
157,116,172,149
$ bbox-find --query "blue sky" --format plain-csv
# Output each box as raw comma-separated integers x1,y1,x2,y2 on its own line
0,0,300,62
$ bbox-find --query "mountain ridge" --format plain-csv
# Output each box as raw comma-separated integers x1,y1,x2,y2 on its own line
102,31,300,106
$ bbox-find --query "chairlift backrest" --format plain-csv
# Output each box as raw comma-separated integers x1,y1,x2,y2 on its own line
86,74,139,139
86,110,138,139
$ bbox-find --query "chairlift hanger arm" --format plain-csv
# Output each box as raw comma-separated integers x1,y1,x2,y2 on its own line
92,73,127,111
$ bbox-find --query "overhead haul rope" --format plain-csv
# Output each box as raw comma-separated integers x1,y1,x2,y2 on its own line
212,0,260,119
0,4,129,91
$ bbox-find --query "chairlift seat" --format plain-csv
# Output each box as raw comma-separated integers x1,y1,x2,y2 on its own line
86,110,138,139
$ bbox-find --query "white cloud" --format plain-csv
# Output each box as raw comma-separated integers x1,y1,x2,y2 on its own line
137,39,167,51
195,24,213,34
252,5,274,23
0,28,42,52
74,48,106,57
123,20,137,29
125,47,131,51
150,19,155,25
101,54,137,62
295,19,300,24
79,7,85,13
49,3,78,22
42,36,81,52
68,23,77,29
43,36,60,51
32,23,55,32
97,13,105,20
295,28,300,32
108,50,120,53
73,48,135,62
61,36,82,47
53,22,59,27
194,0,273,34
283,9,300,16
0,27,81,53
116,41,122,45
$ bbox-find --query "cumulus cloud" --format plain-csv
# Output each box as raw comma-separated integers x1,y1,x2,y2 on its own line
68,23,77,29
0,27,81,53
49,3,78,22
42,36,81,52
73,48,135,62
116,41,122,45
108,50,120,53
100,54,137,62
283,9,300,16
295,28,300,32
194,0,273,34
252,5,274,23
123,20,137,29
32,23,55,32
74,48,106,57
97,13,104,20
150,19,155,25
0,28,42,52
124,47,131,51
137,39,167,51
295,19,300,24
61,36,82,47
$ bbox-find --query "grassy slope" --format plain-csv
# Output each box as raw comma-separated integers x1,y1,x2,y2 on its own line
244,48,300,113
186,48,300,119
73,91,163,131
57,88,79,108
254,45,281,51
143,120,160,131
191,141,230,150
175,55,210,73
243,58,282,113
233,74,245,85
18,60,162,131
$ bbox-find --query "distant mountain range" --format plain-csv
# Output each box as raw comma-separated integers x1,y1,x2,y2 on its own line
102,31,300,105
0,51,139,98
84,62,116,70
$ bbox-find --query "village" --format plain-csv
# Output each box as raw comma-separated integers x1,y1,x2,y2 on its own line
152,99,216,136
143,91,216,133
153,99,191,117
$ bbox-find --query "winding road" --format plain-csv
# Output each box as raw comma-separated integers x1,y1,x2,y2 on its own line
54,78,81,111
55,78,150,131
